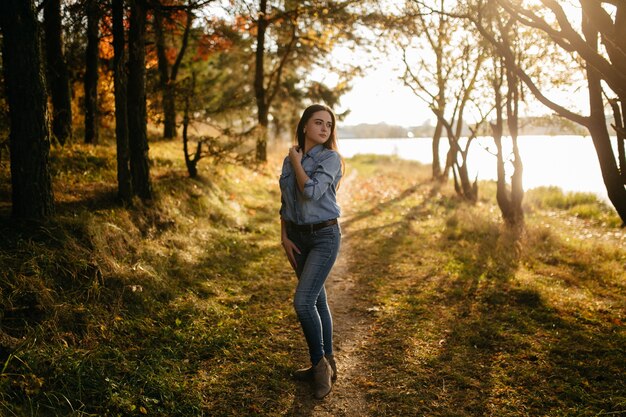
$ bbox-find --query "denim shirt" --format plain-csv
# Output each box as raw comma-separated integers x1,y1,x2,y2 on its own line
279,144,342,225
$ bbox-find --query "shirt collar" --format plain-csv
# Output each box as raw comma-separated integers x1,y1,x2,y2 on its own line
306,144,324,157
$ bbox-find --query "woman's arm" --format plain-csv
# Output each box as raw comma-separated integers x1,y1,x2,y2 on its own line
289,146,341,200
281,218,300,270
289,146,309,193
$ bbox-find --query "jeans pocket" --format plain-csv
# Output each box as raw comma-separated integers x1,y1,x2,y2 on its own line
314,224,339,239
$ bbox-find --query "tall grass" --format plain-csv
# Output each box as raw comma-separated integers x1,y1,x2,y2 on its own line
0,140,296,416
340,155,625,417
524,186,621,226
1,149,623,416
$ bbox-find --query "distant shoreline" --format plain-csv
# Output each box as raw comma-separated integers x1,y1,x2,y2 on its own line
338,136,613,202
337,134,591,139
337,115,594,138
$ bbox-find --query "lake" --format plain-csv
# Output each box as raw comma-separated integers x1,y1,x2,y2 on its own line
339,135,616,201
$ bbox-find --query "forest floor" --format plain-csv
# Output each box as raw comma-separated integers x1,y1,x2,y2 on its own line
0,139,625,416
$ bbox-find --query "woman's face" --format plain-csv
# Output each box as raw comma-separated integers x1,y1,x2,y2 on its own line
304,110,333,148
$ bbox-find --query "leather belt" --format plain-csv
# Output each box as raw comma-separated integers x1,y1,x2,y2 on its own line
289,219,337,233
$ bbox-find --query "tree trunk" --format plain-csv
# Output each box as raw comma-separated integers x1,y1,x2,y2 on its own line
510,135,524,218
182,98,197,178
609,98,626,185
617,96,626,185
506,65,524,226
0,0,55,218
183,72,200,178
43,0,72,146
451,159,477,202
442,138,456,178
254,0,269,162
456,159,477,203
492,75,512,220
614,4,626,185
154,6,177,140
154,4,192,140
127,0,152,200
112,0,132,203
493,122,523,225
582,6,626,225
84,0,100,144
493,129,509,213
162,83,177,139
437,110,477,202
432,119,443,179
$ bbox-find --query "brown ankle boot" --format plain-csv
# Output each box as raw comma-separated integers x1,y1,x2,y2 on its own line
312,357,332,399
293,365,313,381
325,354,337,382
294,354,336,382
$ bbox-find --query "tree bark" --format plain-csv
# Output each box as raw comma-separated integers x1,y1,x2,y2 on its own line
128,0,152,200
436,110,477,202
84,0,100,144
492,62,524,226
617,96,626,185
112,0,132,202
162,83,177,139
154,2,193,140
254,0,269,162
582,4,626,225
505,61,524,226
43,0,72,146
183,72,200,178
609,99,626,185
154,5,176,139
442,138,456,178
0,0,55,218
492,66,511,220
432,119,443,179
456,156,478,203
182,99,197,178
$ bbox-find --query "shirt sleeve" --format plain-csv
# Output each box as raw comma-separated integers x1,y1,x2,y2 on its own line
278,157,290,217
302,151,342,201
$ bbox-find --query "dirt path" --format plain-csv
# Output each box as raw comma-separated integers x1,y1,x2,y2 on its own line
289,171,373,416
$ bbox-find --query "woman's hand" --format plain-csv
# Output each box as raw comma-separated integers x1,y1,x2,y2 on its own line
288,145,303,166
281,236,301,270
289,146,309,193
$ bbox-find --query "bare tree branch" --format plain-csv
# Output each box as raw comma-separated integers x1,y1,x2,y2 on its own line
468,7,590,127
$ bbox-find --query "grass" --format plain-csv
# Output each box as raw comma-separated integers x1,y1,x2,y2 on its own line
524,186,622,227
0,147,624,416
344,154,625,417
0,139,298,416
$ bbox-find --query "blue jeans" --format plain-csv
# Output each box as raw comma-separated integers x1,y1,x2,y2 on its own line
288,223,341,366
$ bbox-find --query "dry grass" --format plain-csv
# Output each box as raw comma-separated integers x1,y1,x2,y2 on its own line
0,146,624,416
343,154,626,417
0,139,299,416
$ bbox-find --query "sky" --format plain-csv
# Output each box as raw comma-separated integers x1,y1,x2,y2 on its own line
335,59,433,128
206,0,587,129
205,1,428,127
321,1,589,128
313,29,434,128
329,3,433,128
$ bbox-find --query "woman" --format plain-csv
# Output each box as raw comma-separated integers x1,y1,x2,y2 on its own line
279,104,343,400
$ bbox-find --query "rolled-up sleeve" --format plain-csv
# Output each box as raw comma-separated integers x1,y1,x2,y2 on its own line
278,157,294,220
302,152,341,200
